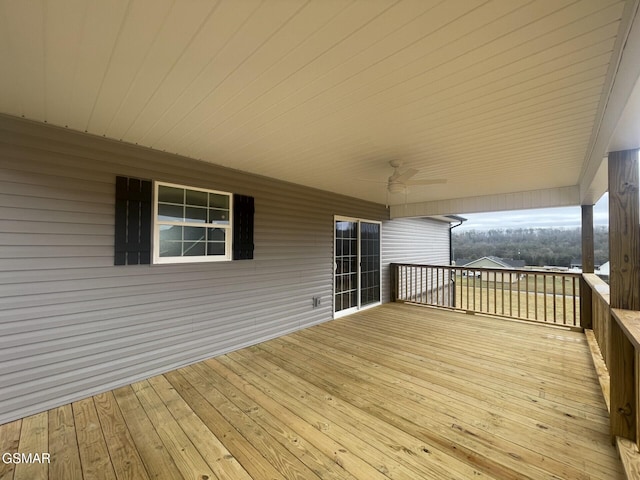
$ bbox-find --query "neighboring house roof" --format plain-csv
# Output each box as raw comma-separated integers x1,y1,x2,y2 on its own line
462,256,526,269
500,258,526,269
597,261,610,276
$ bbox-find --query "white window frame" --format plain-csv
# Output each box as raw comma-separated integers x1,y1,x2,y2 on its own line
153,181,233,264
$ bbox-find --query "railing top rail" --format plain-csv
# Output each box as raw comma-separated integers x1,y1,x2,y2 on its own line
392,262,582,277
612,308,640,352
582,273,610,304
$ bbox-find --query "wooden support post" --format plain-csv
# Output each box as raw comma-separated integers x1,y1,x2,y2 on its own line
608,149,640,444
609,150,640,309
581,205,594,329
582,204,595,274
390,263,397,302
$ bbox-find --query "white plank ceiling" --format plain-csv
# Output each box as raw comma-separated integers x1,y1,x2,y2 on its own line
1,0,638,213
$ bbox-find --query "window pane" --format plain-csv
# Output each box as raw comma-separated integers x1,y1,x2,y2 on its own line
348,291,357,308
159,242,182,257
158,204,183,222
159,227,183,257
158,185,184,204
207,242,225,255
207,228,225,242
183,226,206,241
183,241,206,256
186,189,207,207
159,225,182,241
208,208,230,224
185,206,207,223
209,193,229,209
337,258,349,274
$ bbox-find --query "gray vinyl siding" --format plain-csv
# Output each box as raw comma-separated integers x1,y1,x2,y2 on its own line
0,115,450,424
381,217,451,303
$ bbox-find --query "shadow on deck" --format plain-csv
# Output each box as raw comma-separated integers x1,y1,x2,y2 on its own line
0,303,622,480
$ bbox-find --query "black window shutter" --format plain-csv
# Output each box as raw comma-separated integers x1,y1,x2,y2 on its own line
233,194,254,260
115,176,152,265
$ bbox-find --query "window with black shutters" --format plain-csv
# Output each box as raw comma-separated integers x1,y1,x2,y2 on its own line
116,176,254,265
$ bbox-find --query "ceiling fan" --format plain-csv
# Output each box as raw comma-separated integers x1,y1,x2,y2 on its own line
384,160,446,194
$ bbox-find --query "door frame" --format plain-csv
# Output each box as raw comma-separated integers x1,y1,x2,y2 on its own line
333,216,382,318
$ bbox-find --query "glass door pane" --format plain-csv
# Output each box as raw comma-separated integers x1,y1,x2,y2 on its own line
360,222,381,307
334,220,358,314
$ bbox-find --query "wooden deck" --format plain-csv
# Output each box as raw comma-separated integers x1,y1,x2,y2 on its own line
0,303,623,480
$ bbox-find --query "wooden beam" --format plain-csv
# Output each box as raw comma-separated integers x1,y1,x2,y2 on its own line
608,148,640,444
390,186,580,218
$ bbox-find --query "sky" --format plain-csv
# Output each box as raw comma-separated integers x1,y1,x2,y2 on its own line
455,193,609,231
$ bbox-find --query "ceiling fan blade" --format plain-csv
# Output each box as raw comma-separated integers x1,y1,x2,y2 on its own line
392,168,419,183
405,179,447,186
357,178,388,184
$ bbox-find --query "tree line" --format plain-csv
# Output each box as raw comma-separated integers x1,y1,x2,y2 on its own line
452,227,609,267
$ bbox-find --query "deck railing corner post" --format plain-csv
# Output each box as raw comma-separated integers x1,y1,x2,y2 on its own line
580,275,593,329
609,313,636,444
390,263,398,302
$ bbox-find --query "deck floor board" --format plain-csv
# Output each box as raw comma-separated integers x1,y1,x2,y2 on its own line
0,303,624,479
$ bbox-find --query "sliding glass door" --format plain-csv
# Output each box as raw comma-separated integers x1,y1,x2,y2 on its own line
359,221,381,307
334,217,381,317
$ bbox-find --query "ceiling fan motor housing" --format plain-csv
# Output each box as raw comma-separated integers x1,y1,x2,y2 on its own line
388,181,405,194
